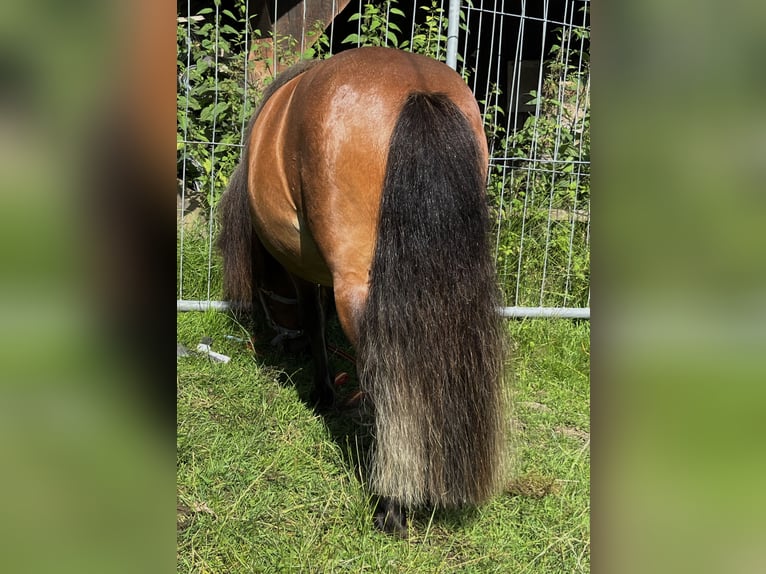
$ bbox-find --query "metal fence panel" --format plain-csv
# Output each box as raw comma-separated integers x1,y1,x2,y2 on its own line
177,0,590,317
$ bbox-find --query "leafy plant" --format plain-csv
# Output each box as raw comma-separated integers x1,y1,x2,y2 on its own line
488,18,591,308
409,0,449,60
342,0,406,48
341,0,467,70
177,2,255,216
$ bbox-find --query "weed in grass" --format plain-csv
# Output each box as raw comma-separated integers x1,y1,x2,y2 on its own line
506,473,561,498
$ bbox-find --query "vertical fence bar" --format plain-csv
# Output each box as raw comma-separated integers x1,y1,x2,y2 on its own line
446,0,460,69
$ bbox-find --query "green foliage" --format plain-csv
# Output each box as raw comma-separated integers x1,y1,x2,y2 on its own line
341,0,467,71
177,219,223,302
488,21,591,308
342,0,407,48
409,0,448,60
300,21,333,60
177,2,255,214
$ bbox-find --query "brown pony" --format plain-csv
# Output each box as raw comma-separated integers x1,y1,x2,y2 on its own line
217,47,507,536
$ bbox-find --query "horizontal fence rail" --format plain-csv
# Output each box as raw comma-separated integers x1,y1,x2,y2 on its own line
177,0,590,319
178,300,590,319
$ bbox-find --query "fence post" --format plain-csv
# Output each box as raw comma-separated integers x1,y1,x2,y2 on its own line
446,0,460,70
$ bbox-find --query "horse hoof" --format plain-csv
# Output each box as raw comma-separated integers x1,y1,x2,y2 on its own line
374,499,408,538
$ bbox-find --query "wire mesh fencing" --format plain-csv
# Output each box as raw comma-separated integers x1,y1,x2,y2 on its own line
177,0,590,316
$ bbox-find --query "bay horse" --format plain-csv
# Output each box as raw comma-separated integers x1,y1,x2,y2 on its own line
217,47,507,536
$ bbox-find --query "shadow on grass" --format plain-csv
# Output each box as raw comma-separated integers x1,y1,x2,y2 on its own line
230,306,485,536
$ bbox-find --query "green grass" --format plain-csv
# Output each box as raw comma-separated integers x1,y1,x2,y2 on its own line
177,307,590,572
177,222,223,302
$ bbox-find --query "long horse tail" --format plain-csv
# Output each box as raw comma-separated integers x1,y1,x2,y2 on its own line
216,153,253,310
217,59,320,310
358,92,508,508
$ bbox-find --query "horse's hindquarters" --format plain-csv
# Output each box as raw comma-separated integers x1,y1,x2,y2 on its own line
247,74,333,286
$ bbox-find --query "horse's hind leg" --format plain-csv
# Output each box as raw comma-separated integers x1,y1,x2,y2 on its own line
333,281,409,536
291,278,336,410
374,497,408,538
250,236,307,351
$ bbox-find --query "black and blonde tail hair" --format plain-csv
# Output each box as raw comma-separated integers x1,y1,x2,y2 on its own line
358,93,508,508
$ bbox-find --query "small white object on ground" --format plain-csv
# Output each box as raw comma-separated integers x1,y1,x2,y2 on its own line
195,342,231,363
